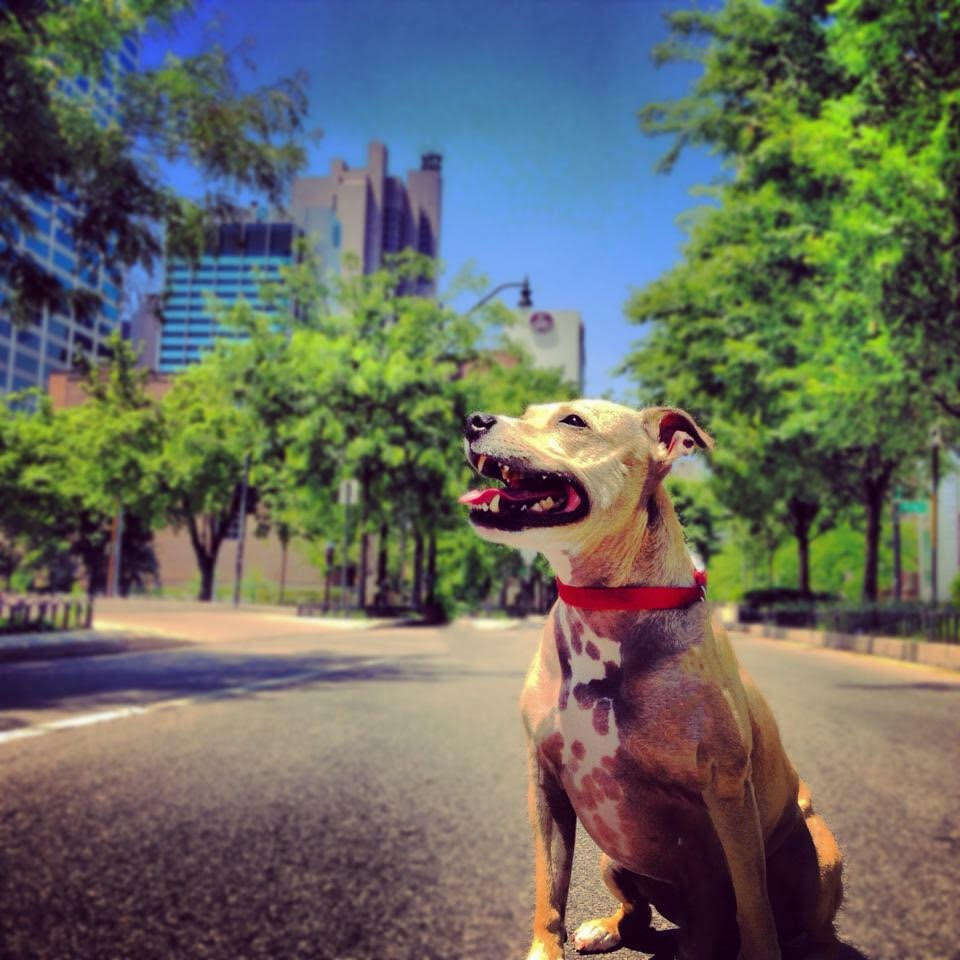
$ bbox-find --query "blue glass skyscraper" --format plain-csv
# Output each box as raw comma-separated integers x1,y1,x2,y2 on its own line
0,35,139,393
158,220,301,372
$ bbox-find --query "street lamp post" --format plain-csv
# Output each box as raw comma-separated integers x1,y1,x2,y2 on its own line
931,424,943,605
232,453,251,608
464,277,532,314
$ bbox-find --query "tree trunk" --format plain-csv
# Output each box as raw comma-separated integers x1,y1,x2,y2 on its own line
787,498,819,596
357,531,369,609
376,522,389,604
412,531,424,610
198,556,216,601
278,535,289,605
797,532,811,595
185,512,223,603
862,486,884,602
425,530,437,606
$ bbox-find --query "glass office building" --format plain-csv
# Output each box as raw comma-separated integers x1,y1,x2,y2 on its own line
159,221,301,372
0,36,139,394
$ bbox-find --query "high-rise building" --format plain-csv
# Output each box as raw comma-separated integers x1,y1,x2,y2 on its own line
127,293,164,370
0,36,139,394
158,219,301,373
291,141,442,288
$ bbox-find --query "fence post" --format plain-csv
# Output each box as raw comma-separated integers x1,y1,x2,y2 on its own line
85,599,93,629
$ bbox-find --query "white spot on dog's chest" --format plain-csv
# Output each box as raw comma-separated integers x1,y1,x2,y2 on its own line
553,604,629,861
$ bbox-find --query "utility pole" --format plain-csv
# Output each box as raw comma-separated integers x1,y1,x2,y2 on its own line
892,498,901,603
106,503,124,597
931,426,942,605
233,453,250,608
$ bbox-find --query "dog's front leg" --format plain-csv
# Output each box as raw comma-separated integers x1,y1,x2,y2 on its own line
526,744,576,960
704,777,781,960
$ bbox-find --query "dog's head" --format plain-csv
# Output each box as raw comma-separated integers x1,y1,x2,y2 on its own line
459,399,712,553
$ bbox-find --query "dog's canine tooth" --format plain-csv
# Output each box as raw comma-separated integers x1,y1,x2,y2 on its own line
541,497,555,510
490,494,501,513
501,464,510,480
531,502,543,513
477,454,487,474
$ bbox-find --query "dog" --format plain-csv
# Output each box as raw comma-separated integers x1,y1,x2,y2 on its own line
460,400,843,960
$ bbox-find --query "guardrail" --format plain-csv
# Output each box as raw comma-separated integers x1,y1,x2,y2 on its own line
0,596,94,635
740,602,960,645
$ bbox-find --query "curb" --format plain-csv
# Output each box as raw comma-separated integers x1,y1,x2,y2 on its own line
0,629,189,666
730,622,960,672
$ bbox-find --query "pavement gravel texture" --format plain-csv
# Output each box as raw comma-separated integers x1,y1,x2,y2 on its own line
0,617,957,960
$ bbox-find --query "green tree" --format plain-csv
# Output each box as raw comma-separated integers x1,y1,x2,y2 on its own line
156,360,253,601
626,0,930,600
0,338,162,595
209,248,576,615
0,0,307,325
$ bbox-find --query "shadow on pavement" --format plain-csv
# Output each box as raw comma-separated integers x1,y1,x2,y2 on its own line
0,633,193,664
619,926,873,960
0,637,527,724
834,681,960,693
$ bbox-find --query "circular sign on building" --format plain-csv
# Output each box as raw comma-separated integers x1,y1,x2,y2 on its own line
529,311,554,334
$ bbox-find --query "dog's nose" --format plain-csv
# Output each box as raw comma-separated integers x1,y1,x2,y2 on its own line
465,411,497,441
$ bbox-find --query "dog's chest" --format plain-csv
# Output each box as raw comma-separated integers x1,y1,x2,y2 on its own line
533,604,712,873
542,605,636,862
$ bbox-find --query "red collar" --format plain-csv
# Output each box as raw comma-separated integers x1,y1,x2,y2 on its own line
556,570,706,611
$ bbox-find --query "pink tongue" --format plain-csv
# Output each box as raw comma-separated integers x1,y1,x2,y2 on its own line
458,488,498,505
459,484,575,507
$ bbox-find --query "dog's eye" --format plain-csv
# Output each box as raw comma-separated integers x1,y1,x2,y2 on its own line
559,414,588,429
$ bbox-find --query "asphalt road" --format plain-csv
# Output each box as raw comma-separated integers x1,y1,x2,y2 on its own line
0,619,958,960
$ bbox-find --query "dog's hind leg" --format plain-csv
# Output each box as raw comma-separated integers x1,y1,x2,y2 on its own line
572,855,654,954
767,784,843,957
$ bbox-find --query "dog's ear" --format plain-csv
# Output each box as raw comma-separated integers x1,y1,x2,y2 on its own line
641,407,714,467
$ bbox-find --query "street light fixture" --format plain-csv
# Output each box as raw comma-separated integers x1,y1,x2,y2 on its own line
465,276,532,314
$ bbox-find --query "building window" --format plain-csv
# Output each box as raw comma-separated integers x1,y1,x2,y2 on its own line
45,341,69,363
54,250,75,273
49,317,70,340
16,330,41,351
30,211,51,235
14,351,38,375
25,235,50,259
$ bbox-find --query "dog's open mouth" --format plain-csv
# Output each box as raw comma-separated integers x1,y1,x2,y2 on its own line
459,450,590,530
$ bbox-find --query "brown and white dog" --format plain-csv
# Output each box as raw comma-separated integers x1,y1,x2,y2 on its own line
460,400,842,960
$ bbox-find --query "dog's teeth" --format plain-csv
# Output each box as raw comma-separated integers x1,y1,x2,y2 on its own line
541,497,554,511
531,502,543,513
481,502,489,511
501,464,510,480
520,504,528,511
476,455,487,474
490,495,500,513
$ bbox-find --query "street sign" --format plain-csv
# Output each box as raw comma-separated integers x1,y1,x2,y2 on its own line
529,311,554,334
338,478,360,506
897,500,928,514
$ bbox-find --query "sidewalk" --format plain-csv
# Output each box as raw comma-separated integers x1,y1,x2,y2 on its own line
730,621,960,671
0,598,406,666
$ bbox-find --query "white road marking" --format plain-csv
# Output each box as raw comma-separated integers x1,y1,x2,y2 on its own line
0,657,390,748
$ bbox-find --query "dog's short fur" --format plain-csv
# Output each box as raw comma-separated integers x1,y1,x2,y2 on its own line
461,400,843,960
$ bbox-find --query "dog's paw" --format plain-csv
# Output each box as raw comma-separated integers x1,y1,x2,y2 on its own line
572,918,621,954
526,939,565,960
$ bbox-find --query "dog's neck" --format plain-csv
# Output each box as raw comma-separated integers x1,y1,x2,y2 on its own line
548,484,695,589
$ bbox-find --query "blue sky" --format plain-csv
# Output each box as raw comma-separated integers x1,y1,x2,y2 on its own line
142,0,724,398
